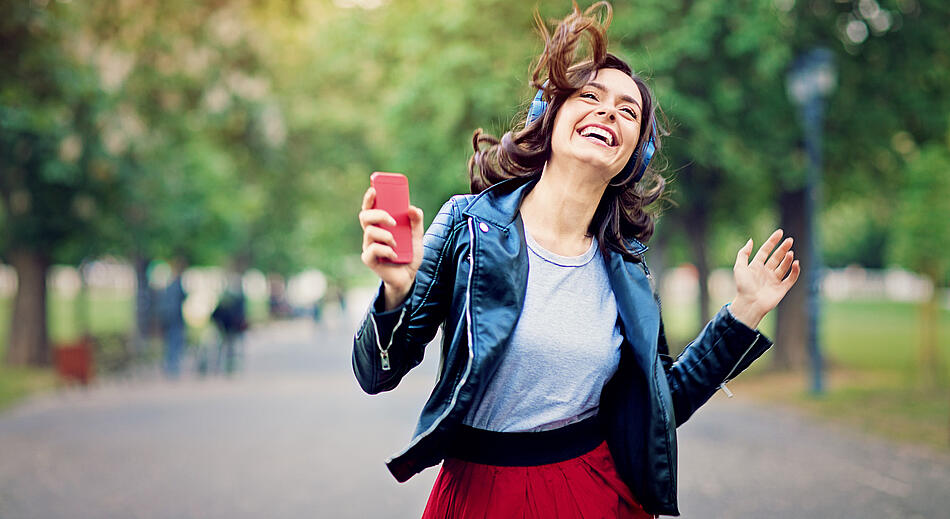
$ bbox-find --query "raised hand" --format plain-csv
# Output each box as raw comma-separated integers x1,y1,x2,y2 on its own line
359,187,425,310
728,229,801,329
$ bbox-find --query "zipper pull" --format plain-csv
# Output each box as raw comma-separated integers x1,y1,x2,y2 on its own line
380,350,391,371
719,382,734,398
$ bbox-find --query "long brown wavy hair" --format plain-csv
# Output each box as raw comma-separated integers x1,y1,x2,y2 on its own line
468,1,666,259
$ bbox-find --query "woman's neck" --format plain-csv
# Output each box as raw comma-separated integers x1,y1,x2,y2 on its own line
519,161,607,256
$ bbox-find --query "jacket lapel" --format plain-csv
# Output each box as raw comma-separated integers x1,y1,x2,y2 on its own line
461,178,535,389
605,251,660,375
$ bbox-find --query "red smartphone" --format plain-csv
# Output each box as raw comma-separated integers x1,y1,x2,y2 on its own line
370,172,412,264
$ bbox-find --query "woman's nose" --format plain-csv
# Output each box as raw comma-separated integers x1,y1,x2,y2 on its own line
597,108,616,120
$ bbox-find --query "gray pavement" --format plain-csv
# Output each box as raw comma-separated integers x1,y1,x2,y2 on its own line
0,316,947,519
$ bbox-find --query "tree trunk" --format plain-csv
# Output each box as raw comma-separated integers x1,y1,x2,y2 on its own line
774,188,810,371
5,248,50,366
650,219,669,297
75,260,91,337
918,272,943,388
132,255,152,355
685,202,711,329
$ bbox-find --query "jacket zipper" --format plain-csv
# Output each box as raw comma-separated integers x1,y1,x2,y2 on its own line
370,307,406,371
387,217,477,460
718,332,760,398
639,253,662,313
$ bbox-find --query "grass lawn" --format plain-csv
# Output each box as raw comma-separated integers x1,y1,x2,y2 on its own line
823,300,950,378
0,365,57,410
728,369,950,451
665,297,950,451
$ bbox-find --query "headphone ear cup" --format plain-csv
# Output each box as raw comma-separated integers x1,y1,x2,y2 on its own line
525,85,549,126
634,123,657,182
612,120,656,186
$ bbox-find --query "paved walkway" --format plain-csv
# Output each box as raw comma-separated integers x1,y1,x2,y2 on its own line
0,317,947,518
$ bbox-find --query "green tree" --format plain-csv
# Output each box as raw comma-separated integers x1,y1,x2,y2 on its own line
75,0,291,344
791,0,950,377
611,0,795,344
611,0,950,373
889,142,950,387
264,0,544,284
1,0,294,362
1,1,121,365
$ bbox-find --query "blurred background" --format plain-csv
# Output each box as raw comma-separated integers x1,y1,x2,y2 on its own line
1,0,948,517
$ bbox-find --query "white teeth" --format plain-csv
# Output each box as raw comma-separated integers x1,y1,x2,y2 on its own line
580,126,614,146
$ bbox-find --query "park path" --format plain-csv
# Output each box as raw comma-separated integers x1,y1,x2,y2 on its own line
0,313,947,519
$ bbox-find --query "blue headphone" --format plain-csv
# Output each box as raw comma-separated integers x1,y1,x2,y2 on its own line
526,88,656,184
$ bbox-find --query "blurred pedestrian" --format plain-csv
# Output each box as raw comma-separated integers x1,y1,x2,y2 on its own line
211,273,247,374
267,273,292,319
353,3,801,518
160,257,187,378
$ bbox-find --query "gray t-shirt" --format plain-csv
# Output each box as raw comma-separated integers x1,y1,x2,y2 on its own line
463,227,624,432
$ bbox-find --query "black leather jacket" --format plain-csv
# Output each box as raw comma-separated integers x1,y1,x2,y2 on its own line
353,177,772,516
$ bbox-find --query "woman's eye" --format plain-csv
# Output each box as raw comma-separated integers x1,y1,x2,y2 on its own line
580,92,597,100
621,107,638,119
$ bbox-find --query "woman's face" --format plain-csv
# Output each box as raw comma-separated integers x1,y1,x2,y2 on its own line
549,68,644,181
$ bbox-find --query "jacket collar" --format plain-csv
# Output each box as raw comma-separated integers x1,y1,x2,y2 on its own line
462,176,539,229
461,176,648,255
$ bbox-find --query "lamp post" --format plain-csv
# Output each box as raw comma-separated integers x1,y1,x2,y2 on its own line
786,48,836,395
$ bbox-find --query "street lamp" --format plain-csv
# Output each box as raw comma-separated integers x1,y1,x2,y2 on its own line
786,48,836,395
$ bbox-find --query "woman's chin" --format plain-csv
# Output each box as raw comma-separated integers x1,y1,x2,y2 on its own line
553,150,612,170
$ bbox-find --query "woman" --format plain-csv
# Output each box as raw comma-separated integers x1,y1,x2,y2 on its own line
354,3,799,517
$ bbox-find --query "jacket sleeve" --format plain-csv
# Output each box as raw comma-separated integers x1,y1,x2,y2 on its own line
352,197,464,395
660,305,773,426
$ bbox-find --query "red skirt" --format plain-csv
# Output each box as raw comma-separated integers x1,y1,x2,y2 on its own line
421,441,654,519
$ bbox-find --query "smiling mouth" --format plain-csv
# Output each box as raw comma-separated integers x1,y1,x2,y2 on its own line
577,125,617,147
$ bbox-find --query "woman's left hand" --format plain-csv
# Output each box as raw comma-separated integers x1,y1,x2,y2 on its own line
728,229,801,329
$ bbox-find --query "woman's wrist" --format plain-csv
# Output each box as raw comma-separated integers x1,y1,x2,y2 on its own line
382,281,412,311
728,296,766,330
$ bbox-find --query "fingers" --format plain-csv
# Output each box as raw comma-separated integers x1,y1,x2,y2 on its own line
359,209,396,230
361,187,376,212
360,187,399,268
735,238,753,267
781,260,802,289
363,225,396,250
751,229,783,265
775,249,794,276
766,237,794,270
360,242,397,266
360,187,396,229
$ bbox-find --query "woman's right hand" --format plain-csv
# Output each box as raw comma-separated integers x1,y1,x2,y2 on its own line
359,187,425,311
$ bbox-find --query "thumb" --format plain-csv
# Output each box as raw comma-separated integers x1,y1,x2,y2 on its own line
409,206,424,241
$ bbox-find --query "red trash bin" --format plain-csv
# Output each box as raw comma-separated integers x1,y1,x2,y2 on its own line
55,338,94,385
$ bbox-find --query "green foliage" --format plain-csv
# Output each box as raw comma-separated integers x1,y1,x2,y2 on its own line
370,0,540,211
611,0,799,267
796,0,950,209
2,0,949,284
0,0,120,262
821,198,889,268
889,143,950,281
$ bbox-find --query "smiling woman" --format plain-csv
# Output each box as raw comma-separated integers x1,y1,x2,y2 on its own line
354,1,801,517
469,7,665,261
